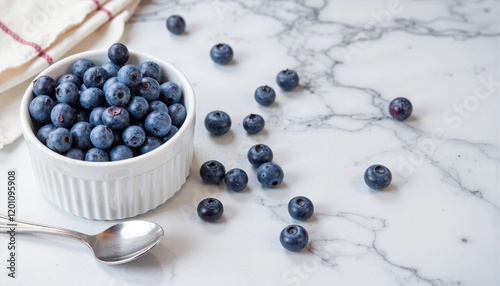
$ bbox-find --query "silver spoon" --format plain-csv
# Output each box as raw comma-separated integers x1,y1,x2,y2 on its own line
0,215,164,265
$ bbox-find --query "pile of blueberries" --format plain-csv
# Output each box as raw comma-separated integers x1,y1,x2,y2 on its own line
165,14,414,251
28,43,186,162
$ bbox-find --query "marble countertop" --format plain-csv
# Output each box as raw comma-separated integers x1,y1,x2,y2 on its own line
1,0,499,285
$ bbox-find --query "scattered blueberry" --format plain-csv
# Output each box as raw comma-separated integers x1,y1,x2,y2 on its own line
70,121,94,150
122,125,146,148
159,82,181,106
90,125,114,149
117,64,142,88
288,196,314,221
243,113,265,134
137,77,160,101
210,43,233,65
138,136,162,154
254,85,276,106
72,58,95,79
139,61,162,82
80,87,105,109
85,148,109,162
280,225,308,252
83,66,110,89
364,164,392,190
55,82,79,105
105,82,131,107
276,69,299,91
200,160,226,184
50,103,76,129
389,97,413,121
166,15,186,35
204,110,231,136
127,96,150,121
109,145,134,161
224,168,248,192
247,144,273,167
108,43,129,66
29,95,55,123
144,110,172,137
168,103,186,127
32,75,57,97
46,127,72,153
197,198,223,222
257,162,284,188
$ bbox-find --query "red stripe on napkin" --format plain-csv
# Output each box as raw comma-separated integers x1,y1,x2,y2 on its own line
92,0,114,20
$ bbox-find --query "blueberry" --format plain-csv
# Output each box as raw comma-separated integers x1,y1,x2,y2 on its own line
280,225,308,252
72,58,95,79
89,106,106,126
55,82,79,105
122,125,146,148
161,125,178,143
80,83,88,91
243,113,265,134
83,66,110,89
70,121,94,150
276,69,299,91
159,82,181,106
224,168,248,192
108,43,129,66
111,129,123,147
166,15,186,35
105,82,131,106
144,110,172,137
148,100,168,113
101,61,120,78
204,110,231,136
364,164,392,190
126,96,149,121
288,196,314,221
80,87,105,109
32,75,56,97
103,77,119,93
29,95,55,123
85,148,109,162
247,144,273,167
257,162,284,188
254,85,276,106
50,103,76,129
210,43,233,65
109,145,134,161
138,136,162,154
117,64,142,88
36,124,56,144
63,148,85,160
76,110,89,123
168,103,186,127
200,160,225,184
57,74,81,87
389,97,413,121
197,198,223,222
137,77,160,101
90,125,114,149
102,106,130,130
46,127,72,153
139,61,162,82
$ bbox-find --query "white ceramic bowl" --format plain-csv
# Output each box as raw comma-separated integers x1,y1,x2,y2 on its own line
20,50,195,220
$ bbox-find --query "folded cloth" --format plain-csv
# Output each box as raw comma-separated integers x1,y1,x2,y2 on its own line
0,0,140,149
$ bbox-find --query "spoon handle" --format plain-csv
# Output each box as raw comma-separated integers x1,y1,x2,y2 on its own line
0,215,90,244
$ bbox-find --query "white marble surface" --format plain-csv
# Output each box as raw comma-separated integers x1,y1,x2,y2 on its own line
1,0,500,285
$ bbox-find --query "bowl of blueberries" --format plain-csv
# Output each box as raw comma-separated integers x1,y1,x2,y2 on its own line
20,43,196,220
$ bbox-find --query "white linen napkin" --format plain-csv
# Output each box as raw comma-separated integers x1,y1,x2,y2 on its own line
0,0,140,149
